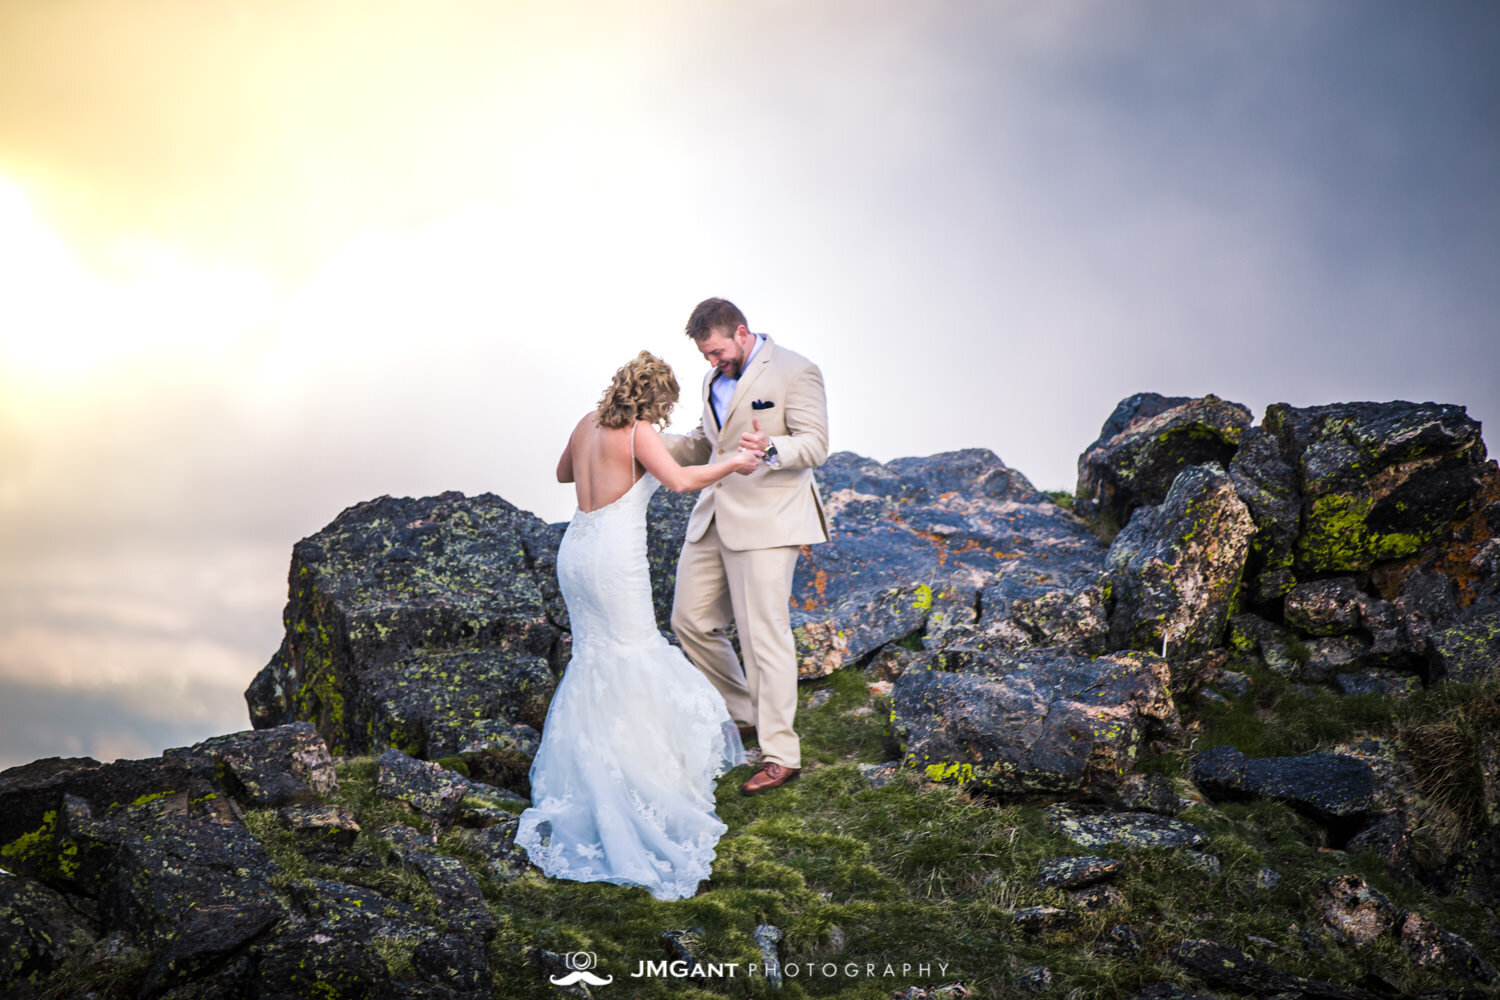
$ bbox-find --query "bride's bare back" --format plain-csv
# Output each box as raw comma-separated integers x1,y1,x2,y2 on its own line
564,417,643,514
557,413,761,512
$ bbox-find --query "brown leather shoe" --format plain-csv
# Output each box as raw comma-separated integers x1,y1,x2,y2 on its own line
740,760,800,795
737,724,757,741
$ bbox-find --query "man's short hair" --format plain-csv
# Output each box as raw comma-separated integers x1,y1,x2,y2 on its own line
685,298,748,341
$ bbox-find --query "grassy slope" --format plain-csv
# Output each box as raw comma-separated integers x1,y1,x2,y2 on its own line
237,661,1498,1000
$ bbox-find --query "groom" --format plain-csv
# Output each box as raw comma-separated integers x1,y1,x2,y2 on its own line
663,298,830,795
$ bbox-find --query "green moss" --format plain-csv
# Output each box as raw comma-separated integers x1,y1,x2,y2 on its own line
1297,492,1426,572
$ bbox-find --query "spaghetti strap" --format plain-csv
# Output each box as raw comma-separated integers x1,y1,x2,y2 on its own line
629,422,639,484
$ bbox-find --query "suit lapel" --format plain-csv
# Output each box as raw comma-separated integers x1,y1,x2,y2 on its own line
722,335,776,431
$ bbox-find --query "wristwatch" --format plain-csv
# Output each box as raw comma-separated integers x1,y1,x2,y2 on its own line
763,442,780,466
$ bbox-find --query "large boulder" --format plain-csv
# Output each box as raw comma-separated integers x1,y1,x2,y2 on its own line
891,645,1178,798
1231,402,1489,592
1189,745,1376,833
245,492,565,759
1077,393,1253,524
787,450,1107,673
1106,464,1256,658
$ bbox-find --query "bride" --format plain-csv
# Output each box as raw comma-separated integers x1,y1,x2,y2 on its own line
515,351,759,900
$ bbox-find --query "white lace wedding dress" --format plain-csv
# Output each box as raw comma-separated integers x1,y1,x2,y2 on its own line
515,468,746,901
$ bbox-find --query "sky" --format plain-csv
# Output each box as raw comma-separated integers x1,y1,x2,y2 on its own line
2,1,1497,770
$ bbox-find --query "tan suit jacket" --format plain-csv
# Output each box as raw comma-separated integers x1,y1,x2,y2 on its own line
663,335,830,550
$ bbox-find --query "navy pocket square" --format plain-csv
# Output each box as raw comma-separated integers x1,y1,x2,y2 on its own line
751,399,775,410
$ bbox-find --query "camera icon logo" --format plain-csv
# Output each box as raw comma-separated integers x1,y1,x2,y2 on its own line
549,950,614,987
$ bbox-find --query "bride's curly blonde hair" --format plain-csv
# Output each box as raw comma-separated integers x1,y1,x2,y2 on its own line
595,351,680,429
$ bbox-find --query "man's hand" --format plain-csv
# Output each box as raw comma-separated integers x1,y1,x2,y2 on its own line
739,417,771,455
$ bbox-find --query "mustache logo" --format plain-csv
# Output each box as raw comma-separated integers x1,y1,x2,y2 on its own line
549,969,615,986
550,951,613,986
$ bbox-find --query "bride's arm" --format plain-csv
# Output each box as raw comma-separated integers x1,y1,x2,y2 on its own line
557,417,585,484
634,422,757,492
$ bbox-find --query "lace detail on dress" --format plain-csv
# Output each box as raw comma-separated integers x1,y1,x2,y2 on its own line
515,472,746,900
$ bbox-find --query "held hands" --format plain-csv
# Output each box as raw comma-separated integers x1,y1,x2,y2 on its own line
732,447,761,475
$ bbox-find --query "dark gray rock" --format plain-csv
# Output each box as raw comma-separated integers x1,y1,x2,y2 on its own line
168,722,339,808
1102,924,1145,958
1300,635,1373,684
1106,464,1256,658
976,572,1111,657
1275,402,1487,575
1046,806,1207,850
1013,906,1079,933
1190,747,1376,828
791,450,1107,672
245,492,564,760
1332,669,1420,697
61,789,286,949
0,872,97,993
891,645,1178,797
1077,393,1252,524
1427,600,1500,684
277,804,360,850
1111,772,1185,816
138,898,284,998
1398,910,1498,983
257,918,399,1000
1284,578,1363,636
1036,856,1123,889
1229,424,1303,603
1170,939,1385,999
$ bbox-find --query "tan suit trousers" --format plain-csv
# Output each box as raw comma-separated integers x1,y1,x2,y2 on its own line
671,518,802,770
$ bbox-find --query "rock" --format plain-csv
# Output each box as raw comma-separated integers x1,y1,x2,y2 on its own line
857,761,901,790
865,644,917,680
1035,856,1123,889
1101,923,1144,958
891,646,1178,798
138,899,285,998
1343,813,1417,880
447,817,531,884
277,804,360,850
1111,772,1185,816
792,450,1106,672
0,871,97,993
1427,600,1500,684
376,749,468,827
1229,425,1303,603
1189,746,1376,829
245,492,564,760
391,849,495,942
1398,910,1499,983
1017,965,1052,991
1254,868,1282,890
1284,578,1364,636
1169,939,1384,999
454,719,541,789
1046,806,1207,850
1300,635,1373,684
1332,669,1419,697
171,722,339,808
1012,906,1079,933
1106,464,1256,658
1069,884,1126,911
975,572,1111,657
1278,402,1487,575
753,923,783,990
1316,874,1401,946
1184,851,1220,875
61,790,286,949
257,918,397,1000
1213,669,1252,697
1077,393,1253,524
412,933,493,994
